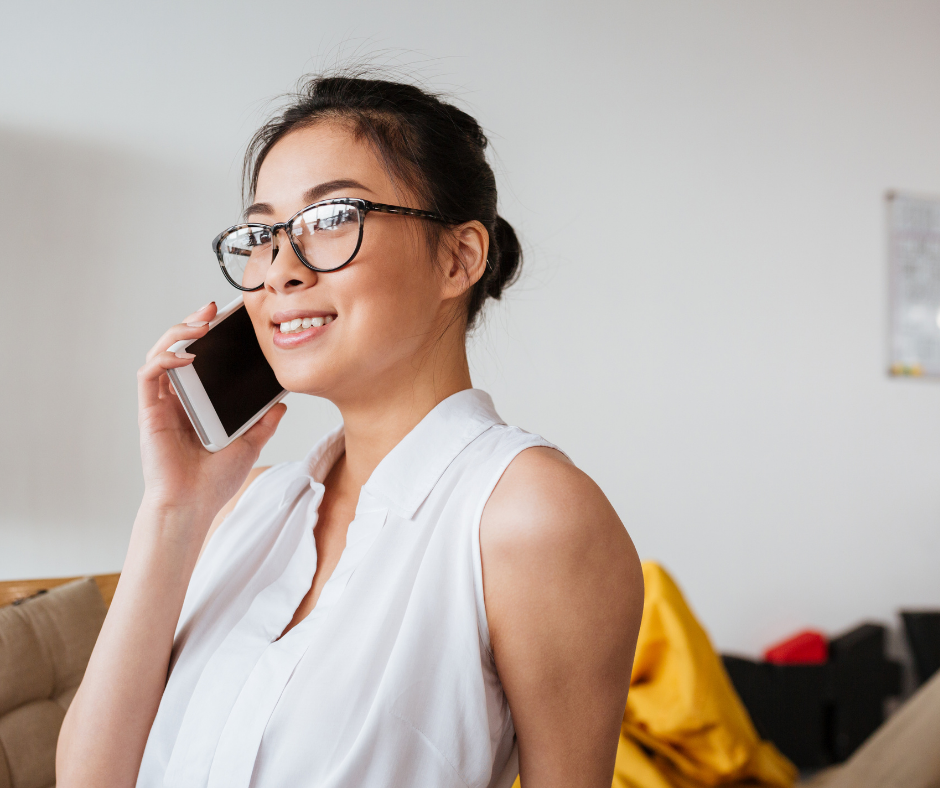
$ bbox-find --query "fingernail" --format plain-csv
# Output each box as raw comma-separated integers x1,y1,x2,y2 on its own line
175,351,196,360
201,301,215,310
186,321,209,327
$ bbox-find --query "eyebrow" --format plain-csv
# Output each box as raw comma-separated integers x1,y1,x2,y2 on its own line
243,179,375,220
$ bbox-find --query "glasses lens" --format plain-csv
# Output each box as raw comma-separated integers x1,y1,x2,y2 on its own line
293,202,362,271
219,226,272,289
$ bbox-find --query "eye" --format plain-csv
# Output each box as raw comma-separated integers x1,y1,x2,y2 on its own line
303,204,359,233
332,207,358,226
247,227,272,246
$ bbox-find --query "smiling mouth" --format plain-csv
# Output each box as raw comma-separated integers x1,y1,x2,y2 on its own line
277,315,336,334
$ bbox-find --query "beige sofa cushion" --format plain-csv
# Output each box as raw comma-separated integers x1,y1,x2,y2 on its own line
0,578,107,788
0,703,65,788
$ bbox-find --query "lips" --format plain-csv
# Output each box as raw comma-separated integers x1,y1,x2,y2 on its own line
271,308,336,324
270,311,337,349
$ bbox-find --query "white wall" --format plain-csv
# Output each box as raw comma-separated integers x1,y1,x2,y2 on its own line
1,0,938,656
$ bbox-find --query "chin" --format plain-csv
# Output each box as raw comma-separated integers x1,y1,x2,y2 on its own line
275,372,328,398
270,359,341,399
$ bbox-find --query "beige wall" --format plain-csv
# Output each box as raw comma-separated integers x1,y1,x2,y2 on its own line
1,1,939,655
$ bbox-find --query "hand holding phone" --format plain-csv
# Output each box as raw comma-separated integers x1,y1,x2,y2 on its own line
136,299,286,520
167,296,287,452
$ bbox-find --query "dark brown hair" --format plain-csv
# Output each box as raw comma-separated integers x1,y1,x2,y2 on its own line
243,73,521,328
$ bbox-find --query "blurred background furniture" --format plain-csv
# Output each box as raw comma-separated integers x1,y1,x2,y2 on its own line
723,612,940,774
723,624,903,769
900,611,940,688
0,574,115,788
799,666,940,788
0,575,118,610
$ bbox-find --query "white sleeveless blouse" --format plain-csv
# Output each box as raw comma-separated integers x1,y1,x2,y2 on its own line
136,389,558,788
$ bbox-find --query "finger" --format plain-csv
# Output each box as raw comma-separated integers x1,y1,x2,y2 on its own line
238,402,287,454
137,350,197,410
160,375,188,422
145,321,211,364
144,302,216,363
183,301,217,325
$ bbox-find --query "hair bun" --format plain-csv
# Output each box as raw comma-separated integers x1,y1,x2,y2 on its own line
487,215,522,300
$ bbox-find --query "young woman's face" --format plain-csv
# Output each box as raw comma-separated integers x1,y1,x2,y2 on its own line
242,122,452,402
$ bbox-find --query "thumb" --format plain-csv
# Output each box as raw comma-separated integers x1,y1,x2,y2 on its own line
239,402,287,453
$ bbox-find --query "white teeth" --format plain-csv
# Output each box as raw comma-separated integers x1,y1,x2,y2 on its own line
278,315,336,333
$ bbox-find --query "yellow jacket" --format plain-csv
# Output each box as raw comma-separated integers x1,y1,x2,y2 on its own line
513,563,797,788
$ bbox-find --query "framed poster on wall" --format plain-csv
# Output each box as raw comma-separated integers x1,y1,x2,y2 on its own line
888,191,940,377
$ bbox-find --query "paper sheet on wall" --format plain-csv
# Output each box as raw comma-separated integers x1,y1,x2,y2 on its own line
888,191,940,377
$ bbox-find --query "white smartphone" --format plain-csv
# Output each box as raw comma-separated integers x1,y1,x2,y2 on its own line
166,296,287,452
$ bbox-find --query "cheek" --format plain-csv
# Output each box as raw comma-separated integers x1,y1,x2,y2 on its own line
242,290,268,334
243,292,277,358
242,292,265,336
345,263,437,346
340,236,440,338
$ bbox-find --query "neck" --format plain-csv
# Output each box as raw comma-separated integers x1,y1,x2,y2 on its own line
331,328,473,492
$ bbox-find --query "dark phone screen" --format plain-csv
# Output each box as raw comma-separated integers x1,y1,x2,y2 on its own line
187,306,284,437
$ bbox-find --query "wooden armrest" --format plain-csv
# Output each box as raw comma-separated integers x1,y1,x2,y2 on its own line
0,573,120,608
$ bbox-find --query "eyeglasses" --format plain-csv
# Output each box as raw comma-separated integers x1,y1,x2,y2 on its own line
212,197,453,291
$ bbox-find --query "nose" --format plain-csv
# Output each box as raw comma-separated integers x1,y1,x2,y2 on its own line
264,226,318,294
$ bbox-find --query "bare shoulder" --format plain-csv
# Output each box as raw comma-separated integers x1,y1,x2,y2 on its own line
197,465,271,563
479,444,644,641
479,446,644,785
481,446,634,568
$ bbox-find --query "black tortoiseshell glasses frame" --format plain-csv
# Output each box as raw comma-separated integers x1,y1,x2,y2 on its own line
211,197,454,291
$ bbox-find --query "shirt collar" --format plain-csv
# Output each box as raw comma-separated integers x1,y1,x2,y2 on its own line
294,389,503,519
363,389,504,518
306,423,346,484
364,389,504,519
278,423,346,509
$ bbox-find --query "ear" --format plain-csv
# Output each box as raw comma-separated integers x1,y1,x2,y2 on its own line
439,220,489,301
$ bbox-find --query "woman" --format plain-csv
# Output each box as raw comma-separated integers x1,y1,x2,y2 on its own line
57,74,644,788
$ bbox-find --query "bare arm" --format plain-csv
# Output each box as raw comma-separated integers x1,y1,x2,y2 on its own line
56,303,285,788
481,447,644,788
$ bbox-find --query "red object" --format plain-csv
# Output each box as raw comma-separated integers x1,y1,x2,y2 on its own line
763,630,829,665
